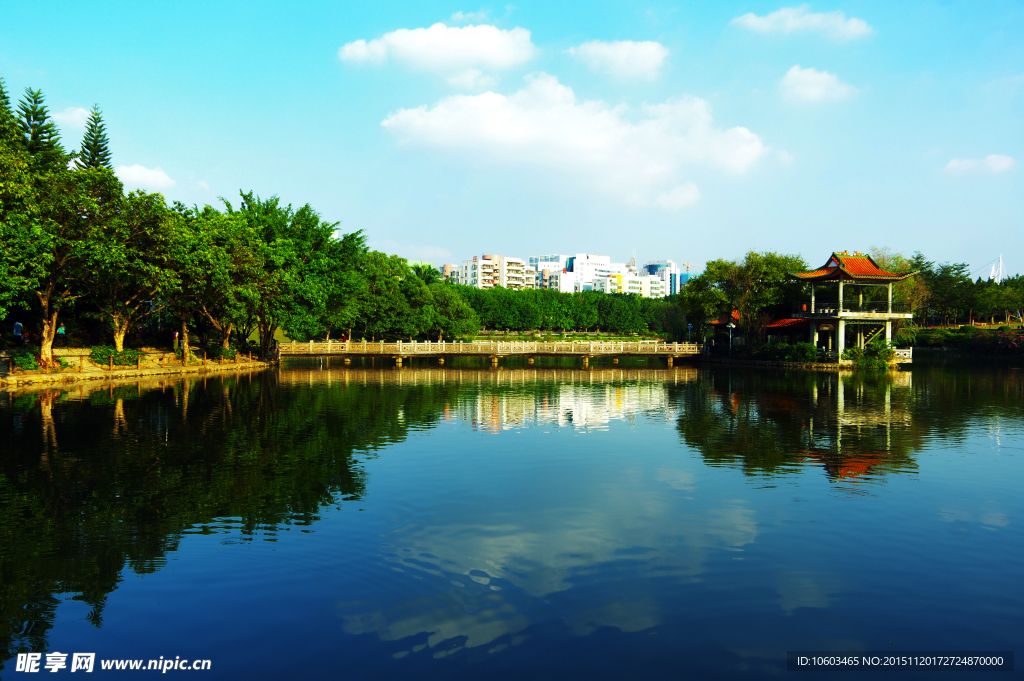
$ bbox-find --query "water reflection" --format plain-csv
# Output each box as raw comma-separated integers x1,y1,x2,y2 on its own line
1,362,1021,675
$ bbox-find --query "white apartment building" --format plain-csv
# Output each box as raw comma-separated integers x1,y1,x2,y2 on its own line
585,273,667,298
448,254,534,290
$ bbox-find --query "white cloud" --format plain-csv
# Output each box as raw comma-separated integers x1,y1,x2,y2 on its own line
448,69,498,90
945,155,1016,174
381,73,766,211
451,9,489,23
116,164,176,191
732,4,873,41
780,65,857,101
566,40,669,80
339,23,535,72
51,106,90,128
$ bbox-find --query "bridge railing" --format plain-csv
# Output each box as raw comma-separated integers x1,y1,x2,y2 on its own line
279,340,701,356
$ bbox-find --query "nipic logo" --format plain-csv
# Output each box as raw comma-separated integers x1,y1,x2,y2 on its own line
15,653,93,673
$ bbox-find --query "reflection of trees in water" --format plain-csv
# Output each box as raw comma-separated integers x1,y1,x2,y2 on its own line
0,371,461,669
672,364,1023,481
671,370,926,481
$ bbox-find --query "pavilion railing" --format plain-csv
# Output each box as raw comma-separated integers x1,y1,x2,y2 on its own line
792,301,911,315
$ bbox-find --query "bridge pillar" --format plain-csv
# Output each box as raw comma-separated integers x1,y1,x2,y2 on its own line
344,357,351,365
528,357,534,364
438,357,445,365
490,356,499,367
582,356,590,367
395,356,403,367
613,357,618,364
667,356,674,368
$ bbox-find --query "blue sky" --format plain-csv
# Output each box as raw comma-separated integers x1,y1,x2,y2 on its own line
2,1,1021,274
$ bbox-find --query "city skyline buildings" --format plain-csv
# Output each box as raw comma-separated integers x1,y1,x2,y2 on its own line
443,251,685,298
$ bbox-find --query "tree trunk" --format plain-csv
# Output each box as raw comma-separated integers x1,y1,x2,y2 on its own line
257,314,277,358
112,314,130,353
221,322,233,349
39,309,59,368
180,321,190,366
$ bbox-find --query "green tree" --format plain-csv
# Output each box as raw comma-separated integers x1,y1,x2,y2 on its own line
924,262,972,326
428,282,479,340
17,166,123,365
411,263,441,285
16,88,64,169
703,251,806,346
677,275,729,341
89,191,177,351
78,105,113,170
225,192,348,354
351,251,411,340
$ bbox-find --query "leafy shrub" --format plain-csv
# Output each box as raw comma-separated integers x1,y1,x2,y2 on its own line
754,342,822,362
12,350,40,371
842,340,896,371
56,356,74,369
90,345,143,366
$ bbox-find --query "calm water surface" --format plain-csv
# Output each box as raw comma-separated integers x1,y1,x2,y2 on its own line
1,360,1022,679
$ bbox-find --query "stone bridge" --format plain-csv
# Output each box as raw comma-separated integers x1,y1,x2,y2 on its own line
278,339,702,366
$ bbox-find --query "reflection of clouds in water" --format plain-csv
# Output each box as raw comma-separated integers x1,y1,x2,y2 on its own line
342,591,531,653
938,507,1010,528
656,467,696,491
777,571,843,615
340,487,758,654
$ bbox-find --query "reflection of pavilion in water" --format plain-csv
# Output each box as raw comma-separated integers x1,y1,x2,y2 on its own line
801,373,915,481
278,366,701,433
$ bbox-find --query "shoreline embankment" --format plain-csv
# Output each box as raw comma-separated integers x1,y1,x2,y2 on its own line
1,348,273,390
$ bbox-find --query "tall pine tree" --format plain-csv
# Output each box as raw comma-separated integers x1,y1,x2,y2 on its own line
79,104,112,169
0,76,19,145
17,88,64,168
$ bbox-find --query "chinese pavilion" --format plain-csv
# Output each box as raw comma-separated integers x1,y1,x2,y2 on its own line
788,251,917,354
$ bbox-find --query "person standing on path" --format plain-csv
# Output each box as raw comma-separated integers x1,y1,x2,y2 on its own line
56,323,66,347
13,321,23,347
173,331,179,351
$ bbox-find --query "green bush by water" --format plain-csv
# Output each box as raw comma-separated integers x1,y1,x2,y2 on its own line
90,346,143,366
13,350,40,371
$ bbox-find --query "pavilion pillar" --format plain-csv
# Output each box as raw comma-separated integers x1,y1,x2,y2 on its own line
885,321,892,343
809,322,817,345
810,284,816,314
838,280,844,312
837,320,846,355
887,283,893,313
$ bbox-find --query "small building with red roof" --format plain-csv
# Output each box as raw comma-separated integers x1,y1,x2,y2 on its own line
788,251,917,356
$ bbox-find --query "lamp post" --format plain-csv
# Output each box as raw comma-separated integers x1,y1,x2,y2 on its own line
727,322,735,357
687,323,693,343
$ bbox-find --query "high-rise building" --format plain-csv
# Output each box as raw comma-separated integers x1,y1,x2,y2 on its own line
643,260,683,295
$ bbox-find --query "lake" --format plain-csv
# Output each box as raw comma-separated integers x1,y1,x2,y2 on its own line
1,358,1021,679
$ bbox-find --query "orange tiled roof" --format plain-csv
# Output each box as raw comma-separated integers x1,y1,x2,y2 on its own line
766,318,809,329
790,252,917,282
708,309,741,325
